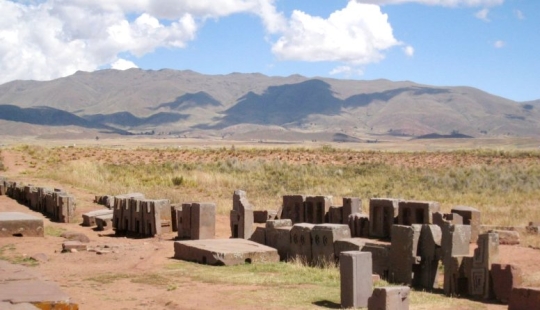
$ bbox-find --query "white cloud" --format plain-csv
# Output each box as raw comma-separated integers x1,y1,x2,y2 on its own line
0,0,285,84
403,45,415,57
330,66,364,76
356,0,503,7
110,58,138,70
475,8,490,21
494,40,505,48
272,2,400,68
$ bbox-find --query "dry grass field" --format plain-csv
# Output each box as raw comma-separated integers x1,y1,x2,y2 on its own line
1,137,540,309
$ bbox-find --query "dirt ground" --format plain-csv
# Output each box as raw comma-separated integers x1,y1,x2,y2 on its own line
1,145,540,310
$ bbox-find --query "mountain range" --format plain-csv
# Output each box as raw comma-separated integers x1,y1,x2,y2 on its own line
0,68,538,140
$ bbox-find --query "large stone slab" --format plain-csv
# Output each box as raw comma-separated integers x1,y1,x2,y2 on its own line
369,198,399,239
173,239,279,266
311,224,351,265
451,206,481,243
0,212,44,237
340,251,373,309
81,209,113,227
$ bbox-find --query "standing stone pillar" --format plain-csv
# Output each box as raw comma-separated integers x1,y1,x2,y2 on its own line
340,251,373,309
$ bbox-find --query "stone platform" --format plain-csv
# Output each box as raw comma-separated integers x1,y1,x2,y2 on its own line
0,212,44,237
174,238,280,266
0,260,78,309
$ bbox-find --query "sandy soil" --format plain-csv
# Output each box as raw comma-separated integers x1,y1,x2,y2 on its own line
1,145,540,310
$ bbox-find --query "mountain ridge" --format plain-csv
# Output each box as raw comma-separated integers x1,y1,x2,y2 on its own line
0,69,539,139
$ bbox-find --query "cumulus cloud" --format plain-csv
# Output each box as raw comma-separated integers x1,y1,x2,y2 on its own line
0,0,285,84
475,8,490,21
494,40,505,48
110,58,138,70
272,2,400,72
356,0,503,6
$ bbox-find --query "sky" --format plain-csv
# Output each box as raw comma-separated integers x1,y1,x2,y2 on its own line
1,0,538,101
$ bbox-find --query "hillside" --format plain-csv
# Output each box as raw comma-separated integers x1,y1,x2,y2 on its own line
0,69,539,140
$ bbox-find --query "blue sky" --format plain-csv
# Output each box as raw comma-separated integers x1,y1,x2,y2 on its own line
1,0,539,101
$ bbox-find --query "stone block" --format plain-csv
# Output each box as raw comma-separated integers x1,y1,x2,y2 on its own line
416,224,442,290
489,229,520,245
363,243,391,280
349,213,370,237
368,286,410,310
398,200,440,226
311,224,351,265
173,239,279,266
451,206,481,243
253,210,277,223
82,209,113,227
179,202,192,239
491,264,523,304
170,204,181,232
343,197,361,224
389,224,422,285
57,194,75,223
62,241,87,252
0,212,44,237
369,198,399,239
443,255,470,297
340,251,372,309
95,214,113,231
334,238,367,258
289,223,315,264
190,202,216,240
328,206,343,224
509,287,540,310
440,224,471,263
281,195,305,224
265,225,292,261
230,190,254,239
249,226,266,245
305,196,331,224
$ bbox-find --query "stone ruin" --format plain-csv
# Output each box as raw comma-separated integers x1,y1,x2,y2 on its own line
0,177,76,223
192,191,534,309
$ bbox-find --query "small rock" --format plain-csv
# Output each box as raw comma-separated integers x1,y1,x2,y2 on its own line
96,250,110,255
60,231,91,243
30,253,49,262
70,249,78,253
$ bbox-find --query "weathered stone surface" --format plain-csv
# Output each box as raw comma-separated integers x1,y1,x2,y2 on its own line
416,224,442,290
328,206,343,224
62,241,87,252
349,213,369,238
451,206,481,243
249,226,266,245
389,224,422,285
443,255,470,297
343,197,361,224
491,264,523,304
265,221,292,261
489,229,520,245
368,286,410,310
509,287,540,310
253,210,277,223
290,223,315,264
173,239,279,266
0,212,44,237
311,224,351,265
305,196,332,224
230,190,254,239
468,233,499,299
363,243,391,280
0,260,77,308
398,200,440,226
82,209,113,227
334,238,367,258
190,202,216,240
340,251,372,309
369,198,399,239
95,214,113,231
281,195,306,224
60,231,90,243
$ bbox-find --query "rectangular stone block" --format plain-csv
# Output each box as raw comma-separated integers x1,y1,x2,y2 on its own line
369,198,399,239
491,264,523,304
174,239,279,266
340,251,372,309
328,206,343,224
441,224,471,262
305,196,331,224
0,212,44,237
443,255,470,297
289,223,315,264
311,224,351,265
334,238,367,258
281,195,305,224
349,213,369,238
363,243,391,280
451,206,481,243
417,224,442,290
170,204,181,232
191,202,216,240
230,190,254,239
368,286,410,310
95,214,113,231
398,200,440,226
179,202,192,239
343,197,361,224
509,287,540,310
249,226,266,245
82,209,113,227
266,225,292,261
253,210,277,223
389,224,422,285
